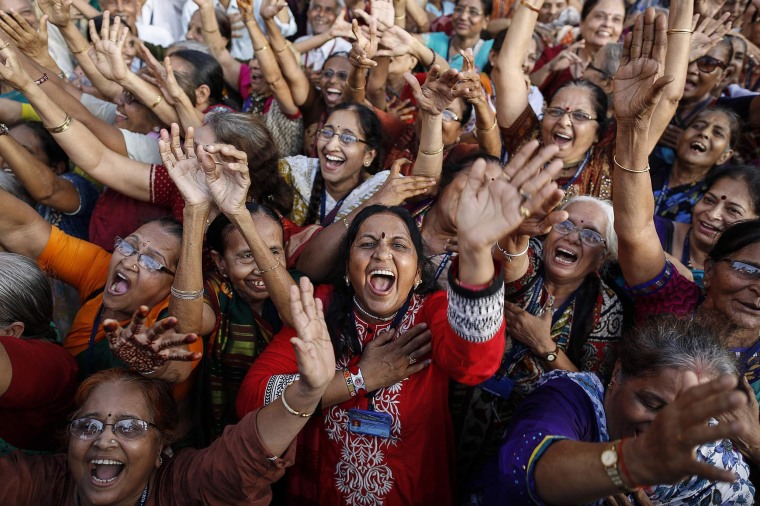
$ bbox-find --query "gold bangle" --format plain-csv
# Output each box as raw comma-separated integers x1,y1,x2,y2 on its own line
394,13,406,19
420,145,444,156
71,45,90,54
253,257,280,276
666,28,693,35
476,117,498,134
349,84,365,90
254,45,269,52
150,95,163,109
275,43,290,54
280,382,314,418
613,155,650,173
520,0,541,13
45,114,73,134
202,27,219,33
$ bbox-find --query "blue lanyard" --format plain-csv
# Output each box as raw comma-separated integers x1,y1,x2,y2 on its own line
561,149,592,191
319,187,349,226
433,252,452,282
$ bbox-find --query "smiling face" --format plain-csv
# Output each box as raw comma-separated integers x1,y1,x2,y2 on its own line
541,86,600,164
542,200,608,285
113,91,159,134
604,366,706,439
104,221,179,320
99,0,141,27
703,242,760,331
683,44,731,103
320,56,351,109
539,0,566,23
692,178,757,250
349,213,421,318
317,108,376,193
579,0,624,51
211,213,284,310
676,110,734,170
451,0,489,38
0,0,37,28
68,381,162,506
308,0,339,35
247,58,270,96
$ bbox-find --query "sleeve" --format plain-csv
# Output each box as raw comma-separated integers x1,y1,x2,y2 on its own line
472,376,598,506
626,260,703,324
499,104,540,159
425,259,506,385
0,453,70,504
60,173,100,218
120,129,162,164
36,226,111,301
80,93,118,124
164,408,295,505
46,23,75,76
239,62,252,99
149,164,181,208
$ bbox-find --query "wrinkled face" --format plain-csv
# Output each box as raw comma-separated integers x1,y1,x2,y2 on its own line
308,0,339,35
123,31,138,67
539,0,566,23
68,381,162,506
692,178,757,249
683,45,730,102
212,213,284,308
104,222,179,319
317,109,376,191
320,56,352,109
722,37,747,89
348,213,420,318
451,0,490,39
248,58,269,96
99,0,141,27
703,242,760,331
438,160,504,230
0,0,37,28
541,86,600,164
542,201,608,284
113,91,158,134
7,124,52,169
604,366,708,440
675,110,733,169
186,11,204,43
579,0,624,50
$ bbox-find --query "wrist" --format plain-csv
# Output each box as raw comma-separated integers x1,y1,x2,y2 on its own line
291,378,326,406
622,436,650,487
183,202,211,217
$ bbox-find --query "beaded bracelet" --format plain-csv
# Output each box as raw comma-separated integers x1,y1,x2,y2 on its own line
35,73,49,86
343,368,357,397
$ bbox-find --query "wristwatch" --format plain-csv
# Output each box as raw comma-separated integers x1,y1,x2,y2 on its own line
601,441,636,493
0,123,9,136
543,344,559,362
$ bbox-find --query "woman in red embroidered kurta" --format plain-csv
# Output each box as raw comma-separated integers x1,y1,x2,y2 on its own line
236,153,565,505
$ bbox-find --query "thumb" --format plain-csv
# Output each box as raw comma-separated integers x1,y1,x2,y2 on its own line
39,15,49,36
403,71,422,95
389,157,409,178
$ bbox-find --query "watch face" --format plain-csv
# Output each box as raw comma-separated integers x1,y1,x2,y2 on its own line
546,352,557,362
601,449,617,467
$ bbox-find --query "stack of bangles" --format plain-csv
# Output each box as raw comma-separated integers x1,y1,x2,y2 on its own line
170,286,204,300
666,28,693,35
44,114,72,134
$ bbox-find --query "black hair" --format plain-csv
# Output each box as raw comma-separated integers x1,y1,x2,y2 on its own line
686,107,742,151
326,205,438,358
87,14,138,41
19,121,69,169
206,203,284,255
704,164,760,215
708,218,760,262
458,98,474,126
170,49,226,107
304,102,384,225
581,0,624,21
454,0,492,16
551,79,609,136
212,8,233,50
439,151,502,191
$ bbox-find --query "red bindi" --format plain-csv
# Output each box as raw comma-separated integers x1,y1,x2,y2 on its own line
721,195,727,200
381,232,386,239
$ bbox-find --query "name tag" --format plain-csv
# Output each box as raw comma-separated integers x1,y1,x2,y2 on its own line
348,408,393,438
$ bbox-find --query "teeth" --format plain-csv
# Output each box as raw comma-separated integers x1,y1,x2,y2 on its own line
115,272,128,281
115,111,127,120
325,155,344,163
326,88,341,94
90,459,123,465
370,269,395,277
555,133,572,140
691,141,706,152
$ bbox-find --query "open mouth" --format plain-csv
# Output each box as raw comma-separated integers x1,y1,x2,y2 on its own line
108,271,131,296
90,459,124,485
245,278,267,291
323,153,346,171
553,247,578,266
595,30,612,38
324,87,343,103
697,220,722,236
689,141,707,153
738,300,760,313
368,269,396,295
552,132,573,147
114,110,128,123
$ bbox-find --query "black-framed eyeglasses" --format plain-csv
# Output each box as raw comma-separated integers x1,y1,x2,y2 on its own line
721,258,760,280
69,417,158,441
317,128,367,146
552,220,606,247
693,55,727,74
322,68,349,82
453,6,484,17
544,107,597,123
442,109,461,123
113,237,176,275
586,62,613,80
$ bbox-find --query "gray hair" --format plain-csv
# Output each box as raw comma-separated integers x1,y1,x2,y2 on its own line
560,195,618,261
598,43,623,78
0,253,55,339
617,315,738,382
309,0,345,12
167,39,211,55
0,171,34,207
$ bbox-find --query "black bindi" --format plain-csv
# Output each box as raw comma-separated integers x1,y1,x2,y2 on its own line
381,232,386,239
721,195,727,200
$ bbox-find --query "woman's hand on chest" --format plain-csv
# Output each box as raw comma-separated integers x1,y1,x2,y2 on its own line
358,323,432,391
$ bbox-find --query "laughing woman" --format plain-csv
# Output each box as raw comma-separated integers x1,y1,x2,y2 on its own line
235,152,564,504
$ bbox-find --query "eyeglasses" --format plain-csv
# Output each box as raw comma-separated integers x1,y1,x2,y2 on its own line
442,109,461,122
721,259,760,280
552,220,606,247
586,62,613,80
317,128,367,146
69,417,157,441
322,68,349,82
453,6,484,17
544,107,597,123
250,74,264,82
693,55,727,74
113,237,176,275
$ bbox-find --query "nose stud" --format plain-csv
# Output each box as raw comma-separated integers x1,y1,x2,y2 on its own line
110,440,117,444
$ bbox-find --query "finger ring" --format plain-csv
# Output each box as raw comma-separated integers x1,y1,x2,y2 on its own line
214,161,223,165
519,188,532,202
502,173,512,183
109,38,117,42
0,43,9,50
408,354,417,366
519,205,531,219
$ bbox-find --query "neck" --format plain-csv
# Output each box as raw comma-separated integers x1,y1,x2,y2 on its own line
670,159,708,186
687,229,710,269
679,93,711,112
387,73,406,91
544,276,585,308
452,33,481,52
324,172,362,200
102,306,131,323
578,44,598,63
698,303,760,348
353,296,396,323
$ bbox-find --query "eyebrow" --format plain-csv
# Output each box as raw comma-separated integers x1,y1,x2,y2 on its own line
78,412,142,420
323,124,357,135
125,235,169,265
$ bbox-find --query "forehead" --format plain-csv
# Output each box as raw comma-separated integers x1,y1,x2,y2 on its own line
689,110,731,128
226,214,283,250
456,0,485,9
324,56,351,72
707,177,755,210
168,55,192,73
549,86,596,112
0,0,31,11
707,42,732,62
193,123,217,145
311,0,338,8
80,381,151,420
587,0,625,16
624,367,702,401
325,109,361,131
355,213,412,239
130,222,180,255
565,200,608,229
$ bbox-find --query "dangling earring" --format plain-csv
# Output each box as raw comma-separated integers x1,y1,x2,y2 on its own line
344,275,350,286
152,125,160,133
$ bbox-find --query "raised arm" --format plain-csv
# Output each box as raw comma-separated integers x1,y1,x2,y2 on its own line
612,8,674,286
0,187,52,259
494,0,541,128
457,48,501,157
195,0,243,91
138,46,200,130
0,10,63,76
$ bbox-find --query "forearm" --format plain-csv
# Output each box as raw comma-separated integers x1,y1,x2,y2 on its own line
256,379,322,456
71,0,100,18
473,100,500,156
413,38,449,72
413,111,444,179
457,241,495,286
175,98,203,131
119,72,178,127
0,187,52,259
293,32,331,54
348,65,368,104
543,349,579,372
366,57,389,109
245,18,297,114
405,0,429,32
58,23,121,100
614,123,655,236
266,17,312,107
0,98,22,125
200,5,242,89
529,62,553,87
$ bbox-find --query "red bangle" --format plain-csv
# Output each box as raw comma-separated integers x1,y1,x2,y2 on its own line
618,438,641,490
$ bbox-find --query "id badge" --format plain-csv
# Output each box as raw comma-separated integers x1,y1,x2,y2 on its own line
479,375,515,400
348,408,393,438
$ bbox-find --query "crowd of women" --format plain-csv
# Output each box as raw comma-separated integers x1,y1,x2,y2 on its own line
1,0,760,503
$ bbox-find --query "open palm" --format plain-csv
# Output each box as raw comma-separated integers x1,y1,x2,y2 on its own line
202,144,251,216
406,66,463,115
159,125,211,206
290,279,335,392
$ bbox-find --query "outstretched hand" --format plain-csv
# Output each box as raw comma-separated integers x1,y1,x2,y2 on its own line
689,12,733,62
0,10,51,66
159,124,211,207
613,8,673,128
289,278,335,393
200,143,251,216
261,0,288,21
349,17,378,68
404,65,465,116
89,12,131,83
368,157,436,206
0,36,35,91
105,306,201,375
37,0,73,27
